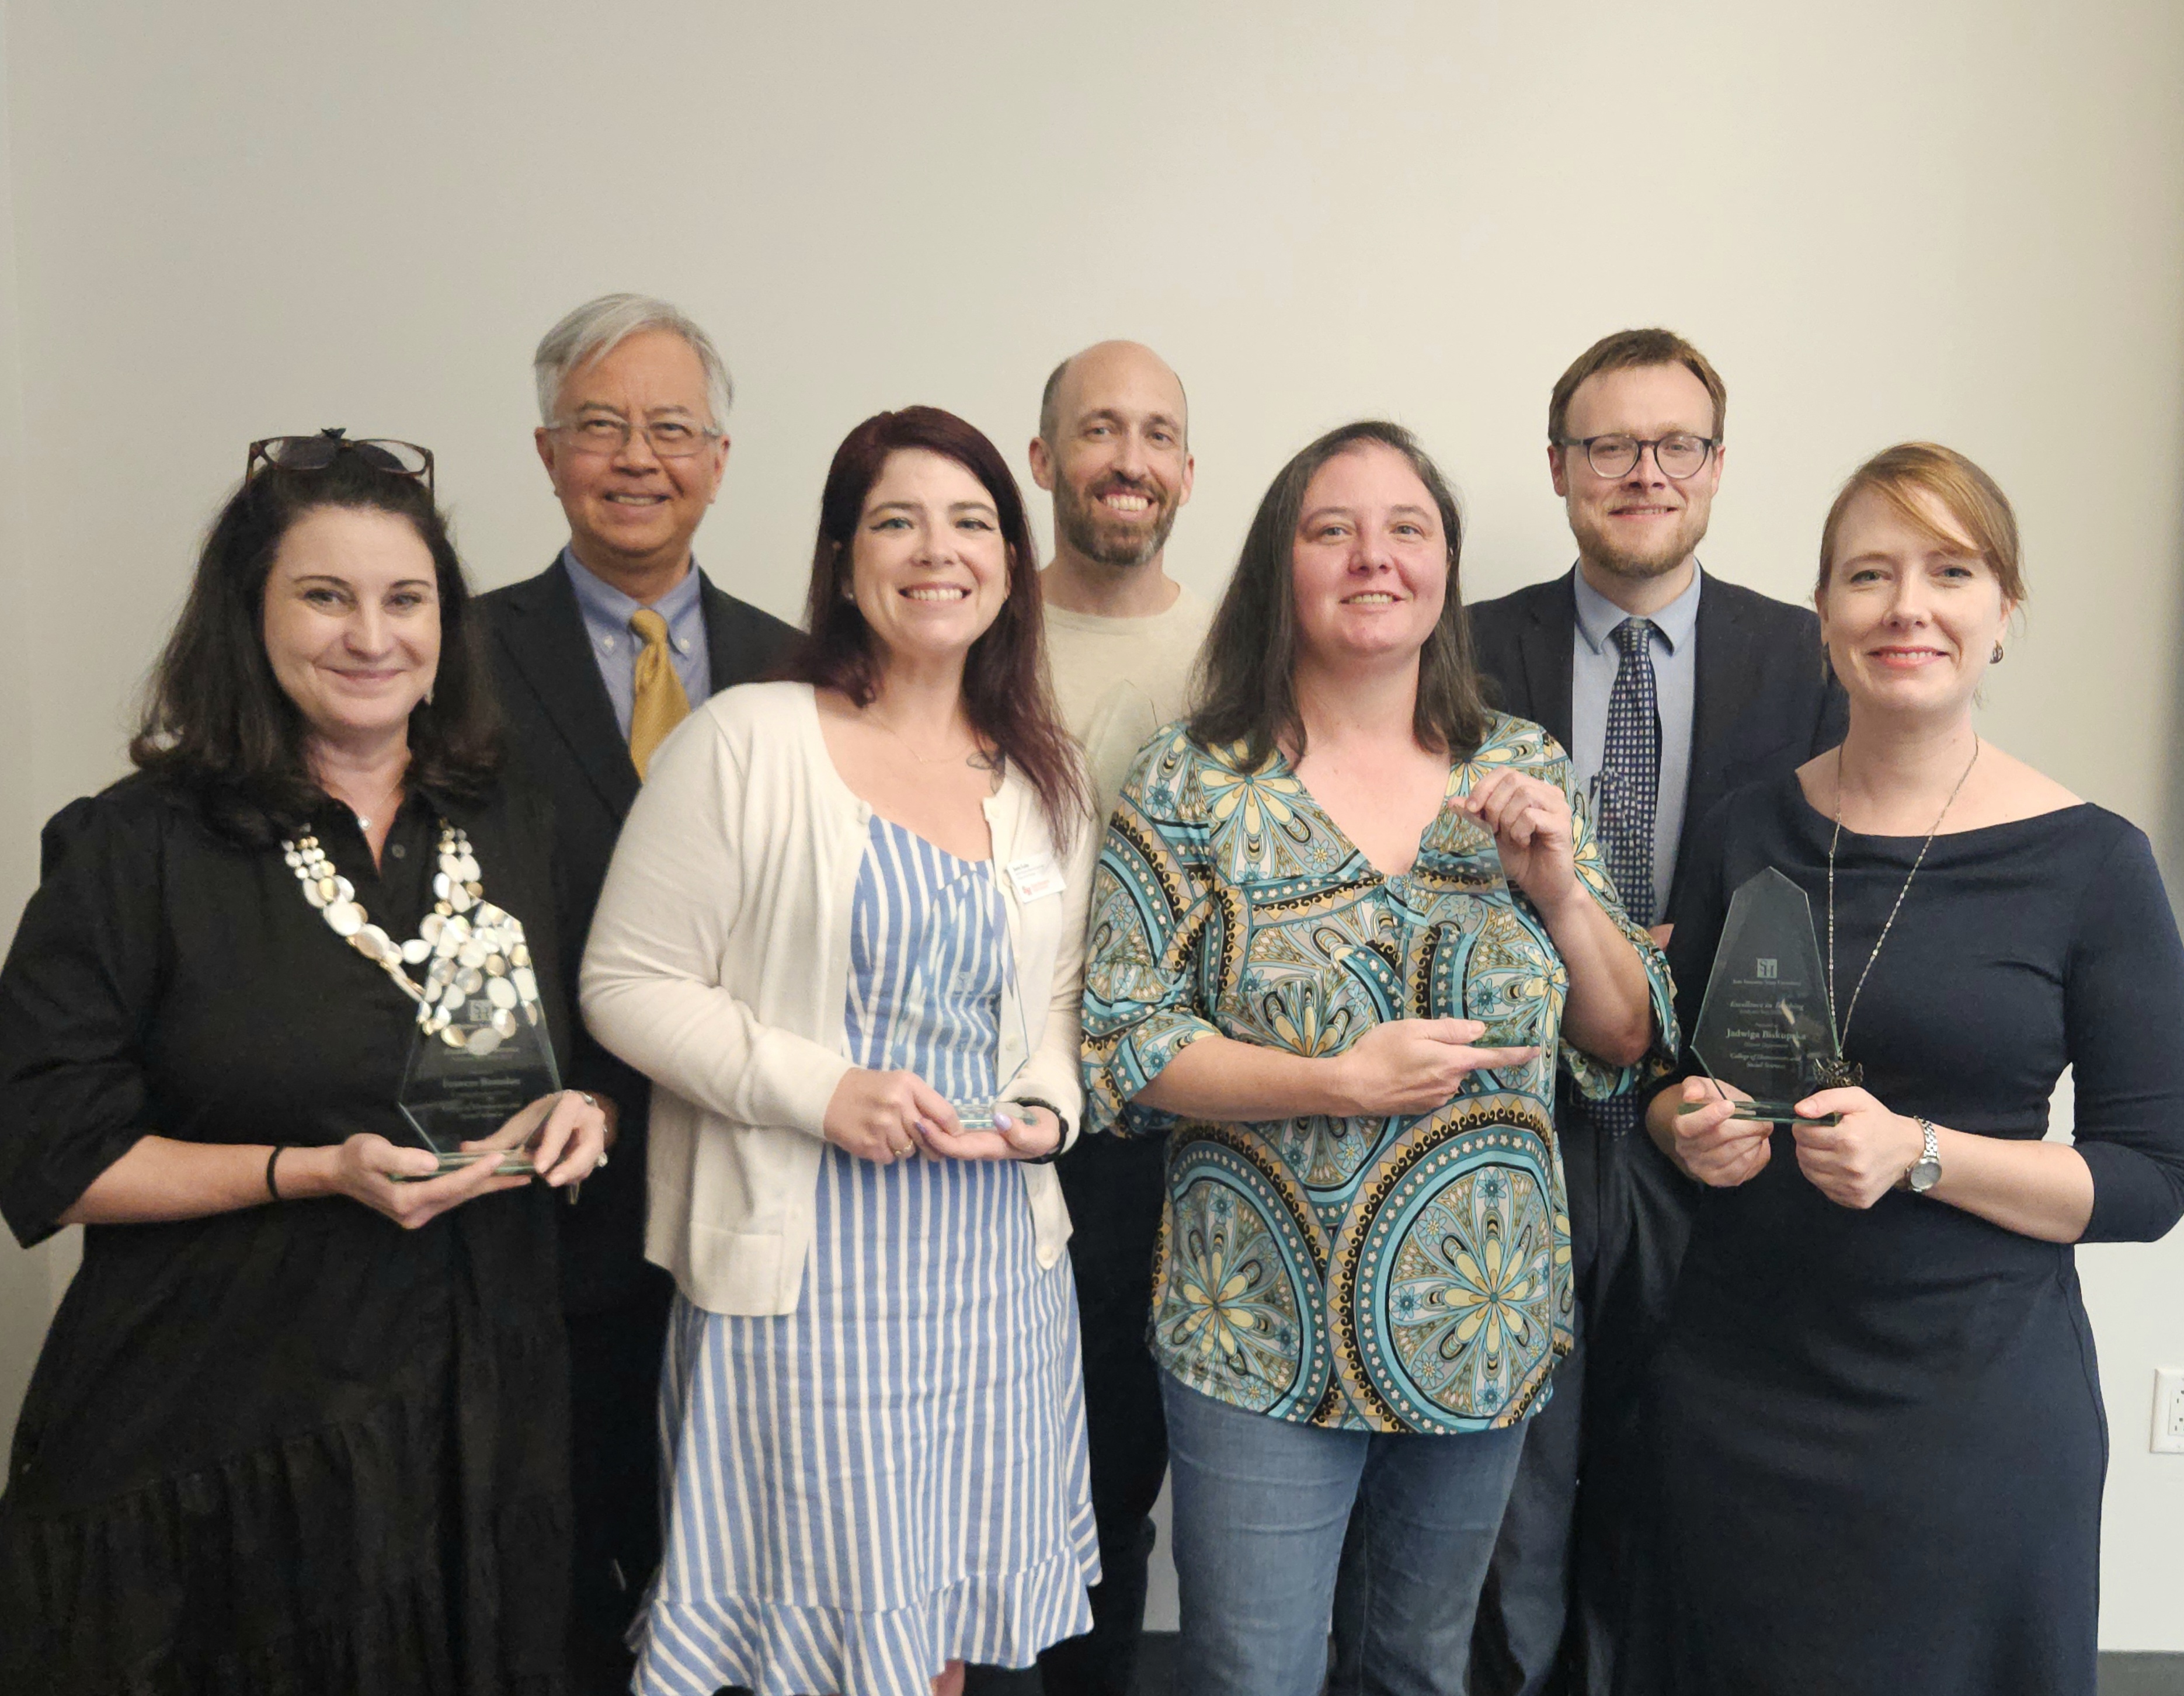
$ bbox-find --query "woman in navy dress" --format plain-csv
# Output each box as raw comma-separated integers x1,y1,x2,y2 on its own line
1647,443,2184,1695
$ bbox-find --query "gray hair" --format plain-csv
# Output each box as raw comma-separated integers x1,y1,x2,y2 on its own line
532,293,734,429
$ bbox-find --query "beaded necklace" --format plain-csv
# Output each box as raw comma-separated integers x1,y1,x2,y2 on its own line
281,817,544,1055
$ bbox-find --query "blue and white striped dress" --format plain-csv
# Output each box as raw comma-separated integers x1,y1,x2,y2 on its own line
632,815,1098,1696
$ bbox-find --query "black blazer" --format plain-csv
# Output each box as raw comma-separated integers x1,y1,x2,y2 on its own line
1464,566,1846,1338
1465,567,1847,921
480,557,798,1313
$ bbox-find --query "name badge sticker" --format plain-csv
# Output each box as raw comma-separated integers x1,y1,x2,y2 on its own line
1006,854,1067,903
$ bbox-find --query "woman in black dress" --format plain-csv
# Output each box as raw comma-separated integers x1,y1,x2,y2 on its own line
0,433,607,1694
1646,442,2184,1695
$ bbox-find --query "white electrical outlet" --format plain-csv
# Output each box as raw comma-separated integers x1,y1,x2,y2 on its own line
2155,1370,2184,1455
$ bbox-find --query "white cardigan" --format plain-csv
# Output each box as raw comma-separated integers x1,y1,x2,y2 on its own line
580,680,1097,1316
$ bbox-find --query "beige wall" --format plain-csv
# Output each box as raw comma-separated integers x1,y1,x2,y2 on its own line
3,0,2181,1648
0,0,53,1462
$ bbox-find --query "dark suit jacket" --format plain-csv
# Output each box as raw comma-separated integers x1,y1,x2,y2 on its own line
1465,567,1847,923
481,557,798,1315
1463,567,1846,1340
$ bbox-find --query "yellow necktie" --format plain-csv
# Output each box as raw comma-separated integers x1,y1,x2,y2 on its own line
627,607,690,780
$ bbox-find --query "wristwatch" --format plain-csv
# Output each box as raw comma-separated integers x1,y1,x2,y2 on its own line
1905,1117,1942,1194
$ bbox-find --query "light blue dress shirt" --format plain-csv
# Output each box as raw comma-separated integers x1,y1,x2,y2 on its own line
560,548,712,741
1569,562,1702,920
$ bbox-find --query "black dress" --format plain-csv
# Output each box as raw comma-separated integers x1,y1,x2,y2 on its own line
1649,774,2184,1696
0,776,573,1696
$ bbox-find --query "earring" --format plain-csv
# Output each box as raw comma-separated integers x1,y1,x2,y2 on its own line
1991,642,2005,665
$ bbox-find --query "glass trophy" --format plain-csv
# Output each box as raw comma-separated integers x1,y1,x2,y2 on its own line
395,990,558,1179
1684,868,1848,1127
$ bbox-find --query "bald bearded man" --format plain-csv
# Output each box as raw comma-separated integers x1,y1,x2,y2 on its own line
1031,342,1210,1696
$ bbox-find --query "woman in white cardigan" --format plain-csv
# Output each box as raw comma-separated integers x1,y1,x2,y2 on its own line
583,406,1099,1696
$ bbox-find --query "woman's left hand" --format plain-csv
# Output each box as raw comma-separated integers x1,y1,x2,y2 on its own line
1458,769,1580,915
916,1101,1063,1163
460,1089,609,1190
1790,1087,1925,1210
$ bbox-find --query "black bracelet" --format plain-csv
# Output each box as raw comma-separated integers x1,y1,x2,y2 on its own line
1008,1098,1070,1164
265,1145,287,1203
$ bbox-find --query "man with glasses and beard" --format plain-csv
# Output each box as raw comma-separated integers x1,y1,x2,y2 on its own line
479,294,794,1694
1024,339,1209,1696
1455,329,1846,1695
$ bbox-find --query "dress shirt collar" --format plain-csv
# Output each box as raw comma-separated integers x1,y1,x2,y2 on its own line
559,545,705,646
1571,559,1703,656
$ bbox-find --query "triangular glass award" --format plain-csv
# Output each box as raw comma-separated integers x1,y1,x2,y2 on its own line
395,988,558,1178
1686,868,1849,1126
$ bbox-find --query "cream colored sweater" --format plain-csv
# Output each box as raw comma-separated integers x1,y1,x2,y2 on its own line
580,680,1097,1316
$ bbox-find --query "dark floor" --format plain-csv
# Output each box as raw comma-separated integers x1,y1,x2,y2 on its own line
1133,1633,1176,1695
975,1638,2184,1695
2105,1655,2184,1696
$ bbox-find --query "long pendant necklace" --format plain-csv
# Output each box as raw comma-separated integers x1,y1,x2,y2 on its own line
281,818,544,1054
1821,736,1980,1080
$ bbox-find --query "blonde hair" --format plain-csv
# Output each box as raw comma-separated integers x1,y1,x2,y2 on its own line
1817,442,2025,606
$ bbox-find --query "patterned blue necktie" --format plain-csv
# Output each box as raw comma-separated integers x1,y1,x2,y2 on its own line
1577,617,1661,1161
1599,617,1661,929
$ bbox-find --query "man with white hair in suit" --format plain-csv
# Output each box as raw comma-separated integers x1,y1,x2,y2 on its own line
479,293,795,1694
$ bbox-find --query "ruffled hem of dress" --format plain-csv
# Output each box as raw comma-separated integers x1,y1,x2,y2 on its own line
629,1546,1099,1696
0,1384,569,1696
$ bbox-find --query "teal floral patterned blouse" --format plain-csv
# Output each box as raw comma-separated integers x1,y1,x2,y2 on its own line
1081,714,1677,1434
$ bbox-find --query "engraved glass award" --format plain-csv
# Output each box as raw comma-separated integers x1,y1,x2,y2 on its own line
1685,868,1849,1126
396,994,557,1176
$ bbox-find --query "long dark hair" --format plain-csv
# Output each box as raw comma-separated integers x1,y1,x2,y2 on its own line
778,405,1088,846
1190,419,1490,768
132,443,500,845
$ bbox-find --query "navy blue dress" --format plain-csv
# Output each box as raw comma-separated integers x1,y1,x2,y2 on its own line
1649,774,2184,1696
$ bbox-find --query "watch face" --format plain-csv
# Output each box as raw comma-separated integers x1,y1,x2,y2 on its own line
1908,1157,1943,1194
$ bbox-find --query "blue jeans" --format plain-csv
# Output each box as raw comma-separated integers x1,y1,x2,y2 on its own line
1162,1370,1526,1696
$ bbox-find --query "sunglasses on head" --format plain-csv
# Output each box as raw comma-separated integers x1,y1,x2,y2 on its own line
247,428,436,497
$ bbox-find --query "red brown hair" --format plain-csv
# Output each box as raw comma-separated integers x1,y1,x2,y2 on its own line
1816,441,2026,606
778,405,1089,846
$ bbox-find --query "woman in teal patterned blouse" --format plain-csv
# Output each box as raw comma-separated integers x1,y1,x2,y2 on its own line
1081,421,1677,1696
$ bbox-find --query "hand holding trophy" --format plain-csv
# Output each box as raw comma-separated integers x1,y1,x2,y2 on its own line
1681,868,1852,1129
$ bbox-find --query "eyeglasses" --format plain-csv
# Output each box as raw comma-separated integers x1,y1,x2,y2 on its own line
248,429,436,496
1559,433,1717,481
548,415,722,459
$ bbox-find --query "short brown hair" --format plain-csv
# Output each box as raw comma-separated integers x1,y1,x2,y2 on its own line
1816,442,2026,606
1548,328,1727,445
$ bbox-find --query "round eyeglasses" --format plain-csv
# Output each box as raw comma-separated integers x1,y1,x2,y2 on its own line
248,429,435,495
548,416,722,459
1559,433,1717,481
